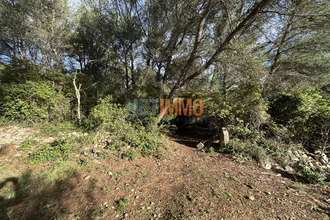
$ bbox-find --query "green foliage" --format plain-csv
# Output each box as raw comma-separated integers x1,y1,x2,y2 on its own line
85,96,126,130
295,164,326,184
18,139,37,151
122,150,138,161
114,198,130,212
221,139,267,162
270,89,330,150
209,81,269,141
87,96,161,157
0,81,70,122
29,139,72,165
0,59,41,84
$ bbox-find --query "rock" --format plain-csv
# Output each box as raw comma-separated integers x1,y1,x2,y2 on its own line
321,158,328,165
124,213,128,218
245,195,255,200
285,166,294,172
315,150,322,155
262,160,272,170
301,154,308,160
292,150,299,157
290,155,300,162
219,127,229,148
196,142,204,150
273,164,281,170
276,174,282,177
84,175,91,180
308,162,314,168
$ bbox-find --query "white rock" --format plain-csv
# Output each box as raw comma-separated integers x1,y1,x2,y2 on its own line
285,166,294,172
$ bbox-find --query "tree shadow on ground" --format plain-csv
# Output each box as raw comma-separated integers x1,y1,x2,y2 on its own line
271,168,308,183
0,167,80,220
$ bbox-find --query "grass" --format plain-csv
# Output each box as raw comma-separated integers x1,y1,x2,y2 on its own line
0,161,77,220
18,139,38,151
114,198,130,212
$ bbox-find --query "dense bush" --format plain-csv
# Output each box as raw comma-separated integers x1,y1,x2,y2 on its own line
0,81,70,122
0,59,41,84
270,89,330,151
208,81,269,140
86,96,161,157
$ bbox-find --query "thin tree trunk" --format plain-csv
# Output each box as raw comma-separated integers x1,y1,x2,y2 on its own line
73,73,82,125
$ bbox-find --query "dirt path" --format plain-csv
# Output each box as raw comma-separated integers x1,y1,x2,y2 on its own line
0,126,329,219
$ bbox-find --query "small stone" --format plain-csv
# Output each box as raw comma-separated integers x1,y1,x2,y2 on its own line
262,161,272,170
135,196,139,199
301,154,308,159
124,213,128,218
84,175,90,180
321,158,328,165
196,142,204,150
147,206,152,210
284,166,294,172
291,156,300,162
116,214,120,218
131,189,135,192
265,192,271,195
245,195,255,200
276,174,282,177
320,166,327,170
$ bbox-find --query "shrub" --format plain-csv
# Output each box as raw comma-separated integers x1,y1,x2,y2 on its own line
270,89,330,151
18,139,38,151
85,96,126,131
0,58,41,84
221,139,267,162
295,164,326,184
122,150,138,161
0,81,70,122
29,139,72,165
87,96,161,157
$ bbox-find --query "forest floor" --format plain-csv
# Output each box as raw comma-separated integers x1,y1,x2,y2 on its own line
0,125,329,220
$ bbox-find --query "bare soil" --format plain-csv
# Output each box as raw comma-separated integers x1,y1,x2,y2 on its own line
0,126,329,220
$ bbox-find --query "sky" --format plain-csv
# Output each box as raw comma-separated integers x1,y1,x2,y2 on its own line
68,0,81,12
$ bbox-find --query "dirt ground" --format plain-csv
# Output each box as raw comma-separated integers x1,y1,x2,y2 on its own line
0,126,329,220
